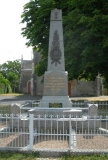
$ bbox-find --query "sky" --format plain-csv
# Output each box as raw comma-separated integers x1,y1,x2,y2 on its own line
0,0,32,64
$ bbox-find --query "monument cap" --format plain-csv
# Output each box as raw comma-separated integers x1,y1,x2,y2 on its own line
51,8,62,21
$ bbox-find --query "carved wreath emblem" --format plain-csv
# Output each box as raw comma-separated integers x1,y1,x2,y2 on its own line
50,30,62,66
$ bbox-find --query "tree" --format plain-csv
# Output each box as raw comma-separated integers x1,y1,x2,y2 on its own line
21,0,108,84
65,0,108,82
0,73,12,93
0,60,21,92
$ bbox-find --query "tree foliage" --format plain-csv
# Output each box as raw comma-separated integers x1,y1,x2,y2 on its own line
65,0,108,82
0,73,12,93
0,60,21,92
21,0,108,83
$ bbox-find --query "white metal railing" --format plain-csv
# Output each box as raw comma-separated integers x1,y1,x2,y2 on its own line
0,114,108,152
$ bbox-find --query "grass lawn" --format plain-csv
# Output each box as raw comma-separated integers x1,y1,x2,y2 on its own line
0,152,39,160
71,96,108,101
0,152,108,160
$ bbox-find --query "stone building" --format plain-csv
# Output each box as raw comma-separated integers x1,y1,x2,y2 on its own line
19,57,32,94
30,50,43,96
19,51,43,95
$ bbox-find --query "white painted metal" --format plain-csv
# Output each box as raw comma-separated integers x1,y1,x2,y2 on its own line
0,113,108,152
29,114,33,150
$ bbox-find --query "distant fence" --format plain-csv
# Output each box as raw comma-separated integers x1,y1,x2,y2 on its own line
0,101,108,116
72,101,108,116
0,101,39,114
0,114,108,153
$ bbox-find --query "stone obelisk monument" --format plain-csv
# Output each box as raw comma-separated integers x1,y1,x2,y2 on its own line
39,9,72,108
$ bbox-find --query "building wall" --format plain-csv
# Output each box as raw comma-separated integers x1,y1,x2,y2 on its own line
71,80,96,96
36,76,43,95
19,51,44,95
31,50,43,96
70,77,103,97
19,59,32,94
21,60,32,69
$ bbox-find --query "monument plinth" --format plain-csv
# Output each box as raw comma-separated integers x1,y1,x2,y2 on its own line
39,9,72,108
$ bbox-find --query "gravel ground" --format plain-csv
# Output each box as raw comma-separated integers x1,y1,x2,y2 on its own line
0,121,108,151
0,131,108,151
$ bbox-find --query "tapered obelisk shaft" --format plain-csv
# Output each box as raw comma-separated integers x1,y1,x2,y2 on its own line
47,9,65,71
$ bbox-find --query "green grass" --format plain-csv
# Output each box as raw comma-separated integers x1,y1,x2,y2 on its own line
0,152,108,160
0,152,39,160
61,154,108,160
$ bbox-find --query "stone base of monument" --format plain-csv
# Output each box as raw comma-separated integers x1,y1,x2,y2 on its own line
38,96,72,108
10,103,100,131
29,107,82,117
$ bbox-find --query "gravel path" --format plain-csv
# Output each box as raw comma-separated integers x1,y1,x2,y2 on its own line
0,122,108,151
0,131,108,151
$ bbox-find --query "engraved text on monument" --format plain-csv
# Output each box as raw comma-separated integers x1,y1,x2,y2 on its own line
44,72,67,95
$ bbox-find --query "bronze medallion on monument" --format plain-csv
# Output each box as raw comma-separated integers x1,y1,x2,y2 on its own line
50,30,62,66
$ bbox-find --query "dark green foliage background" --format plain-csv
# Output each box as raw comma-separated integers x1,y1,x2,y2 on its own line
21,0,108,84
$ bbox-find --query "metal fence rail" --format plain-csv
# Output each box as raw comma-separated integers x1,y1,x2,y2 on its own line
0,114,108,152
72,101,108,116
0,101,40,114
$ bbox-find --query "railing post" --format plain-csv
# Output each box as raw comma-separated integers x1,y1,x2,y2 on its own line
29,114,33,150
69,114,72,150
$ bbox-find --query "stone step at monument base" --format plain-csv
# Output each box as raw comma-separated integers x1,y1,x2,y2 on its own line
29,108,82,117
38,96,72,108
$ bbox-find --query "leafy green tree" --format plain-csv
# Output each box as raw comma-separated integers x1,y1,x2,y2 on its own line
65,0,108,82
0,60,21,92
0,73,12,93
21,0,108,84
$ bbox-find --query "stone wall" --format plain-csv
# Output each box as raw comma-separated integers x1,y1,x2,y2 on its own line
20,71,32,93
31,50,43,96
70,78,103,97
71,80,96,96
19,59,32,93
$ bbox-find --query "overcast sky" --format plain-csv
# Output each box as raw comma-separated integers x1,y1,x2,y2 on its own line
0,0,32,64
